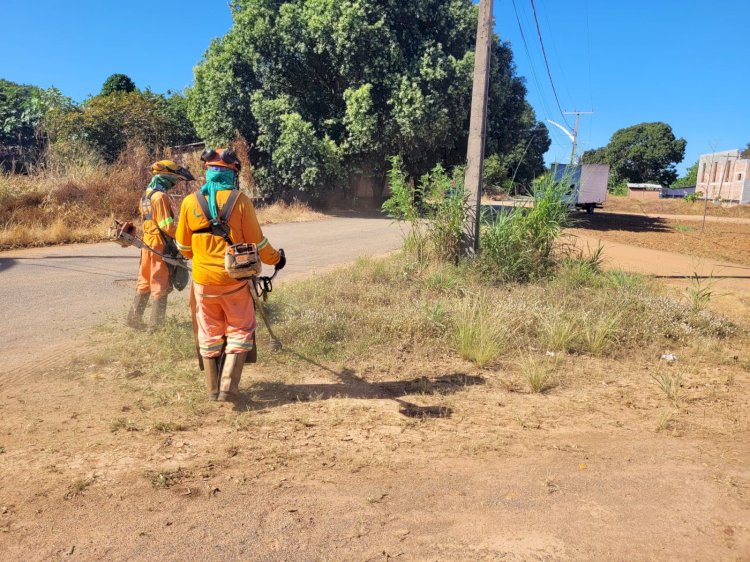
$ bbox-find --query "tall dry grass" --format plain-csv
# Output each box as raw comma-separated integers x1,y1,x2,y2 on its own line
0,143,325,250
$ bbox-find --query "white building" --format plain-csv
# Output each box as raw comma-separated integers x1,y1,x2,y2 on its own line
696,149,750,204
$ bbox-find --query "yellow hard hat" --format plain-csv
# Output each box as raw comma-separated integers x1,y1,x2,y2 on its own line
151,160,195,181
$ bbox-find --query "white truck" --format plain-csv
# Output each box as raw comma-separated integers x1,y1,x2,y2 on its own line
551,163,610,214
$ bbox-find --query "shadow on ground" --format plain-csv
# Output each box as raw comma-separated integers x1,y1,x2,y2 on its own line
234,348,484,418
573,212,673,233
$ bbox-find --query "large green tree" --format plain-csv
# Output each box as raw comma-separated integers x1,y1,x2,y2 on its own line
101,74,137,96
188,0,541,198
0,79,74,166
53,90,197,161
584,122,686,186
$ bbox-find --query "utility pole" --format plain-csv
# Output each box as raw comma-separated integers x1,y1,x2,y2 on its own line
546,110,593,164
461,0,493,257
563,110,592,163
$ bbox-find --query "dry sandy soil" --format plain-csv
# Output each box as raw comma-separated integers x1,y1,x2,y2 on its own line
605,197,750,219
1,326,749,561
569,212,750,268
2,218,750,560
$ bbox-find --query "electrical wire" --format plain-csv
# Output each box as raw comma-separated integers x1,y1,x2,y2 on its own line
510,0,568,152
539,0,574,110
528,0,572,128
510,0,552,118
584,0,595,153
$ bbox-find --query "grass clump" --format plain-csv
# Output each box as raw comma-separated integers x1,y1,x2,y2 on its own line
685,272,715,314
147,468,188,489
651,371,683,407
0,143,324,250
521,356,558,394
64,476,96,499
453,294,509,367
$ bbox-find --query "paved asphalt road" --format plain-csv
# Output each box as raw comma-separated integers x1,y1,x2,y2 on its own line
0,216,403,382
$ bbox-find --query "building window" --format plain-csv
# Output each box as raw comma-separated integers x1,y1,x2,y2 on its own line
740,173,744,181
700,164,706,182
711,162,718,182
725,162,733,182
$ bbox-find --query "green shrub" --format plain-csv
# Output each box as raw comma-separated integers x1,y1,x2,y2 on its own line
382,156,464,266
478,173,571,282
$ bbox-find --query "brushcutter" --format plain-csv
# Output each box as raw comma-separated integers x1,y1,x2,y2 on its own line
109,220,190,292
248,250,284,352
109,220,189,270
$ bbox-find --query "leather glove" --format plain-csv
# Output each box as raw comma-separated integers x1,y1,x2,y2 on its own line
275,249,286,271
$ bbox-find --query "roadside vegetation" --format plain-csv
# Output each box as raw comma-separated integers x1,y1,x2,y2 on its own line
89,164,736,426
0,144,325,250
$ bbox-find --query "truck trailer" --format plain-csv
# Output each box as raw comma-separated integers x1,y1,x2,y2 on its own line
551,163,610,214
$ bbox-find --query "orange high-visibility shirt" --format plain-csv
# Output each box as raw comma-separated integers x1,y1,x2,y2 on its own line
140,189,176,252
175,190,281,286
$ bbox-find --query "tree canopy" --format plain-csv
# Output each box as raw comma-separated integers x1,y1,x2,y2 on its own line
51,90,197,161
583,122,686,186
672,160,698,188
101,74,137,96
188,0,547,197
0,79,75,166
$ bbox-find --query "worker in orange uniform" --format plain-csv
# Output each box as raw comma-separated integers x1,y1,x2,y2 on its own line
175,148,285,402
126,160,194,331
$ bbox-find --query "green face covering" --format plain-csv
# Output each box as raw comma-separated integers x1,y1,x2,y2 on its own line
149,174,179,192
200,168,236,222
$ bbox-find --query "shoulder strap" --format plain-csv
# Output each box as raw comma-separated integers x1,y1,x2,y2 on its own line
195,190,213,222
193,189,240,245
220,190,241,223
140,191,154,221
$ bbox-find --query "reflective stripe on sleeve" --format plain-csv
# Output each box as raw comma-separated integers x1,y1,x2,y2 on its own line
257,237,268,250
175,240,191,251
158,216,174,229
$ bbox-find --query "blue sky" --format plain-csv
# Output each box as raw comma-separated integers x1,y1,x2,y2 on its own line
1,0,747,175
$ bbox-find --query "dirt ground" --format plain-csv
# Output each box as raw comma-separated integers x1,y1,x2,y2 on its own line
605,196,750,218
2,215,750,560
1,325,749,561
570,211,750,268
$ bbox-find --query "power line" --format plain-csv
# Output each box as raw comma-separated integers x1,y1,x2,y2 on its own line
510,0,551,116
509,0,567,152
528,0,571,128
539,0,574,109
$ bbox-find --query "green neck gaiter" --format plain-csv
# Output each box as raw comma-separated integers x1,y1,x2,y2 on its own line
148,174,177,192
200,168,236,222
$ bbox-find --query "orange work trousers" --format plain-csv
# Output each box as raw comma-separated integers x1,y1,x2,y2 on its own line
193,281,256,358
136,248,170,299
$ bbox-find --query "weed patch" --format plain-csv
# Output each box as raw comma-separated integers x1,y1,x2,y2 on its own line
147,468,189,489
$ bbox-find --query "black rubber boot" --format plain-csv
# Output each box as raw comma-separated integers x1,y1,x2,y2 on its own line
126,293,150,329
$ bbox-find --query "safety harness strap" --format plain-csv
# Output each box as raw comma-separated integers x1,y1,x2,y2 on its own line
140,190,159,221
193,189,241,245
